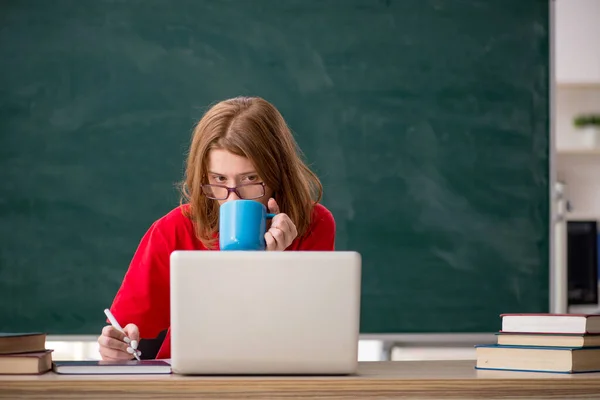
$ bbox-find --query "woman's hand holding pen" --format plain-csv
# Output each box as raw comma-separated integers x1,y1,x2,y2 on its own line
98,323,141,361
99,308,142,361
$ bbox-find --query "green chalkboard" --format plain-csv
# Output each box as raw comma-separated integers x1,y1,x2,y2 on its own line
0,0,549,334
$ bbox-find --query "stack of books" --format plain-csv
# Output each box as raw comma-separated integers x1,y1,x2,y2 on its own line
0,332,53,374
476,313,600,373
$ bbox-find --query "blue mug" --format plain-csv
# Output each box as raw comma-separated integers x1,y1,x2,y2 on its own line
219,200,276,251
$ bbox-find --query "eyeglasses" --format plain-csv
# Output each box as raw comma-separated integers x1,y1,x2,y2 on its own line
201,182,266,200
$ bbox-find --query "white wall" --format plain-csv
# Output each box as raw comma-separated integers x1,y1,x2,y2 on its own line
555,87,600,220
555,0,600,84
554,0,600,221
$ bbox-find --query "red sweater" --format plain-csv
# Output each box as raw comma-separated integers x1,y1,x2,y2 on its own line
109,203,335,359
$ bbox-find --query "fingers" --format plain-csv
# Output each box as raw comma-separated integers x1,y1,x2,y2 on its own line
264,198,298,251
98,338,141,360
98,329,131,360
272,214,297,240
102,325,127,342
267,197,280,214
270,226,286,250
98,325,141,361
265,213,298,251
265,231,277,251
123,323,140,350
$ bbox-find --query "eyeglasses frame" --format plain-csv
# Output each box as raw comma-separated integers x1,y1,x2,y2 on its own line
200,181,267,200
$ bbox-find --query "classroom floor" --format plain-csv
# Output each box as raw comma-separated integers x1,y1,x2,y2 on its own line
46,338,476,362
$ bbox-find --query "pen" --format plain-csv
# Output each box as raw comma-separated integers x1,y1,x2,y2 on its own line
104,308,141,361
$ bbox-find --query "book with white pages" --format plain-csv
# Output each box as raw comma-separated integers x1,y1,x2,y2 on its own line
501,313,600,334
52,359,172,374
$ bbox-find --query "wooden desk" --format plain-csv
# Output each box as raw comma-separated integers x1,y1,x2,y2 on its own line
1,360,600,399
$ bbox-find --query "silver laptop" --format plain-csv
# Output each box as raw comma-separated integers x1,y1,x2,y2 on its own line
169,251,362,375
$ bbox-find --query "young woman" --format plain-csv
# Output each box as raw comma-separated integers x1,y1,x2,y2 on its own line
98,96,336,360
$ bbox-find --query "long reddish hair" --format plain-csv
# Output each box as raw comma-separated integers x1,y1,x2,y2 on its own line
180,96,323,248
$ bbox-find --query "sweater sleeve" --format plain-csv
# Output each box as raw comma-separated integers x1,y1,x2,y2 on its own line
297,204,336,251
109,220,171,339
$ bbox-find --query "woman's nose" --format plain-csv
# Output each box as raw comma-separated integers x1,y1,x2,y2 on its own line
224,188,240,202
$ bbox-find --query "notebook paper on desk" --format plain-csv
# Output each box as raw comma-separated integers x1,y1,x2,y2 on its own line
52,360,171,374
